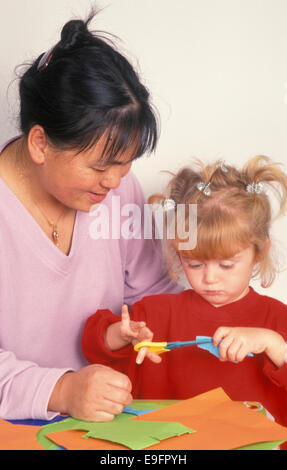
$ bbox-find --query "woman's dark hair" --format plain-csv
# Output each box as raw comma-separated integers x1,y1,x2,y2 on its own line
19,10,158,162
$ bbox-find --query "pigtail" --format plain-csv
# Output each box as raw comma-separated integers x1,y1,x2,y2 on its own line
242,155,287,221
147,193,166,206
238,155,287,287
168,167,200,203
166,161,220,204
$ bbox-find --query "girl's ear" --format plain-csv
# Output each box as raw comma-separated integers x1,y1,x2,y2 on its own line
27,125,48,165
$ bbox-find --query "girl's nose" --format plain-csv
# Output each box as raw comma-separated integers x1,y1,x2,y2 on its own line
203,265,218,284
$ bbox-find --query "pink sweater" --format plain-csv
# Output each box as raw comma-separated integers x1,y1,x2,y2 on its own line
0,139,181,420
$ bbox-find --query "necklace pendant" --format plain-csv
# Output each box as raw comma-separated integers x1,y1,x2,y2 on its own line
52,228,59,245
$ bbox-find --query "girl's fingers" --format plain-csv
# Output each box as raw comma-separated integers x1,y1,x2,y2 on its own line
225,337,242,362
136,347,148,364
121,306,140,338
138,327,153,342
122,305,147,337
233,343,249,363
147,352,162,364
121,305,130,328
131,321,146,331
218,336,234,360
213,326,230,346
136,348,162,365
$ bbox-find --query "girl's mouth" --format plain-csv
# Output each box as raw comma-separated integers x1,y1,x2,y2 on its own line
203,290,223,296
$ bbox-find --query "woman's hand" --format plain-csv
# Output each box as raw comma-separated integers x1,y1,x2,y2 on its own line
48,364,133,422
213,326,287,368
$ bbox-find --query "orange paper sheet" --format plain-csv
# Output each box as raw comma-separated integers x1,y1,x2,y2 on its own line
0,419,43,450
46,388,287,450
135,388,287,450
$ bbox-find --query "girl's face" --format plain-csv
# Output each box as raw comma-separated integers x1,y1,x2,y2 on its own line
180,246,256,307
36,134,134,212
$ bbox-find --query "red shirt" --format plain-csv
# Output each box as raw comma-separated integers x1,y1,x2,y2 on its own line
81,287,287,426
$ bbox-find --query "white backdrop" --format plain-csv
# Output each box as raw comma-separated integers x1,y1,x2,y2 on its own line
1,0,287,302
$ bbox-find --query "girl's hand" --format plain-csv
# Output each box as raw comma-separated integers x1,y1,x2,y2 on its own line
213,326,287,368
121,305,162,365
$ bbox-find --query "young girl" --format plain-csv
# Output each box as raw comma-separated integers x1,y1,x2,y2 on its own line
81,155,287,427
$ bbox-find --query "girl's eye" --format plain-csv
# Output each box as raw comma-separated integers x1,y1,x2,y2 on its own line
188,264,202,269
220,264,234,270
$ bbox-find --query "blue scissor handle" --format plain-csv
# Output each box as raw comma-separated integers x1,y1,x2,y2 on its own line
167,336,254,360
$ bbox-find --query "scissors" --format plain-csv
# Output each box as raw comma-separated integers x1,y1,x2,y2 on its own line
134,337,213,354
134,336,254,359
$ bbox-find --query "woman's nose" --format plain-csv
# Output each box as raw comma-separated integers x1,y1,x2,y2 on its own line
100,166,123,190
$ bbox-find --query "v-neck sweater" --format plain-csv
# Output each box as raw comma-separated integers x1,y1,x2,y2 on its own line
82,288,287,427
0,138,181,420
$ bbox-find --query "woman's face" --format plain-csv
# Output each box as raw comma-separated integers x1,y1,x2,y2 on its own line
37,135,134,212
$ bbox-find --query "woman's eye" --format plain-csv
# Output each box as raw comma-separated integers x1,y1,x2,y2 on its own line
93,167,107,173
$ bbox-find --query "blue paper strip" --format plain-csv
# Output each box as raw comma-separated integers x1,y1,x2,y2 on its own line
7,415,67,426
196,336,254,360
123,406,157,416
196,336,222,358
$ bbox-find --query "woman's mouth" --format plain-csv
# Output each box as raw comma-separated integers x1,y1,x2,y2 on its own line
88,192,108,203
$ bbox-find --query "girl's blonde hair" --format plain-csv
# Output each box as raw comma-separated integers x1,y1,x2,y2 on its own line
150,156,287,288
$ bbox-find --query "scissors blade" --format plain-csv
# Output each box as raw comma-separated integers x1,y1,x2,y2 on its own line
167,337,213,350
166,340,197,350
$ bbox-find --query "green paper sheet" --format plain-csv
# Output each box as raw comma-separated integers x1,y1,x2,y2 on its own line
37,401,194,450
82,415,194,450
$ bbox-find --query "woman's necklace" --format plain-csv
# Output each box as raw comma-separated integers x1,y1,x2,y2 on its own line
34,202,69,246
10,140,73,247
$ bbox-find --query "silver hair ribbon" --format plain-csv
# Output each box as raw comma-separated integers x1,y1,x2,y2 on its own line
197,182,211,196
150,198,176,212
246,182,264,195
219,161,228,173
162,198,176,211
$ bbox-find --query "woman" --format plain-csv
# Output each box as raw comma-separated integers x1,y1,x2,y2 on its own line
0,12,181,422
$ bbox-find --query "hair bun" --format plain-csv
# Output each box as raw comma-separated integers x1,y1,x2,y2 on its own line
60,19,88,50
